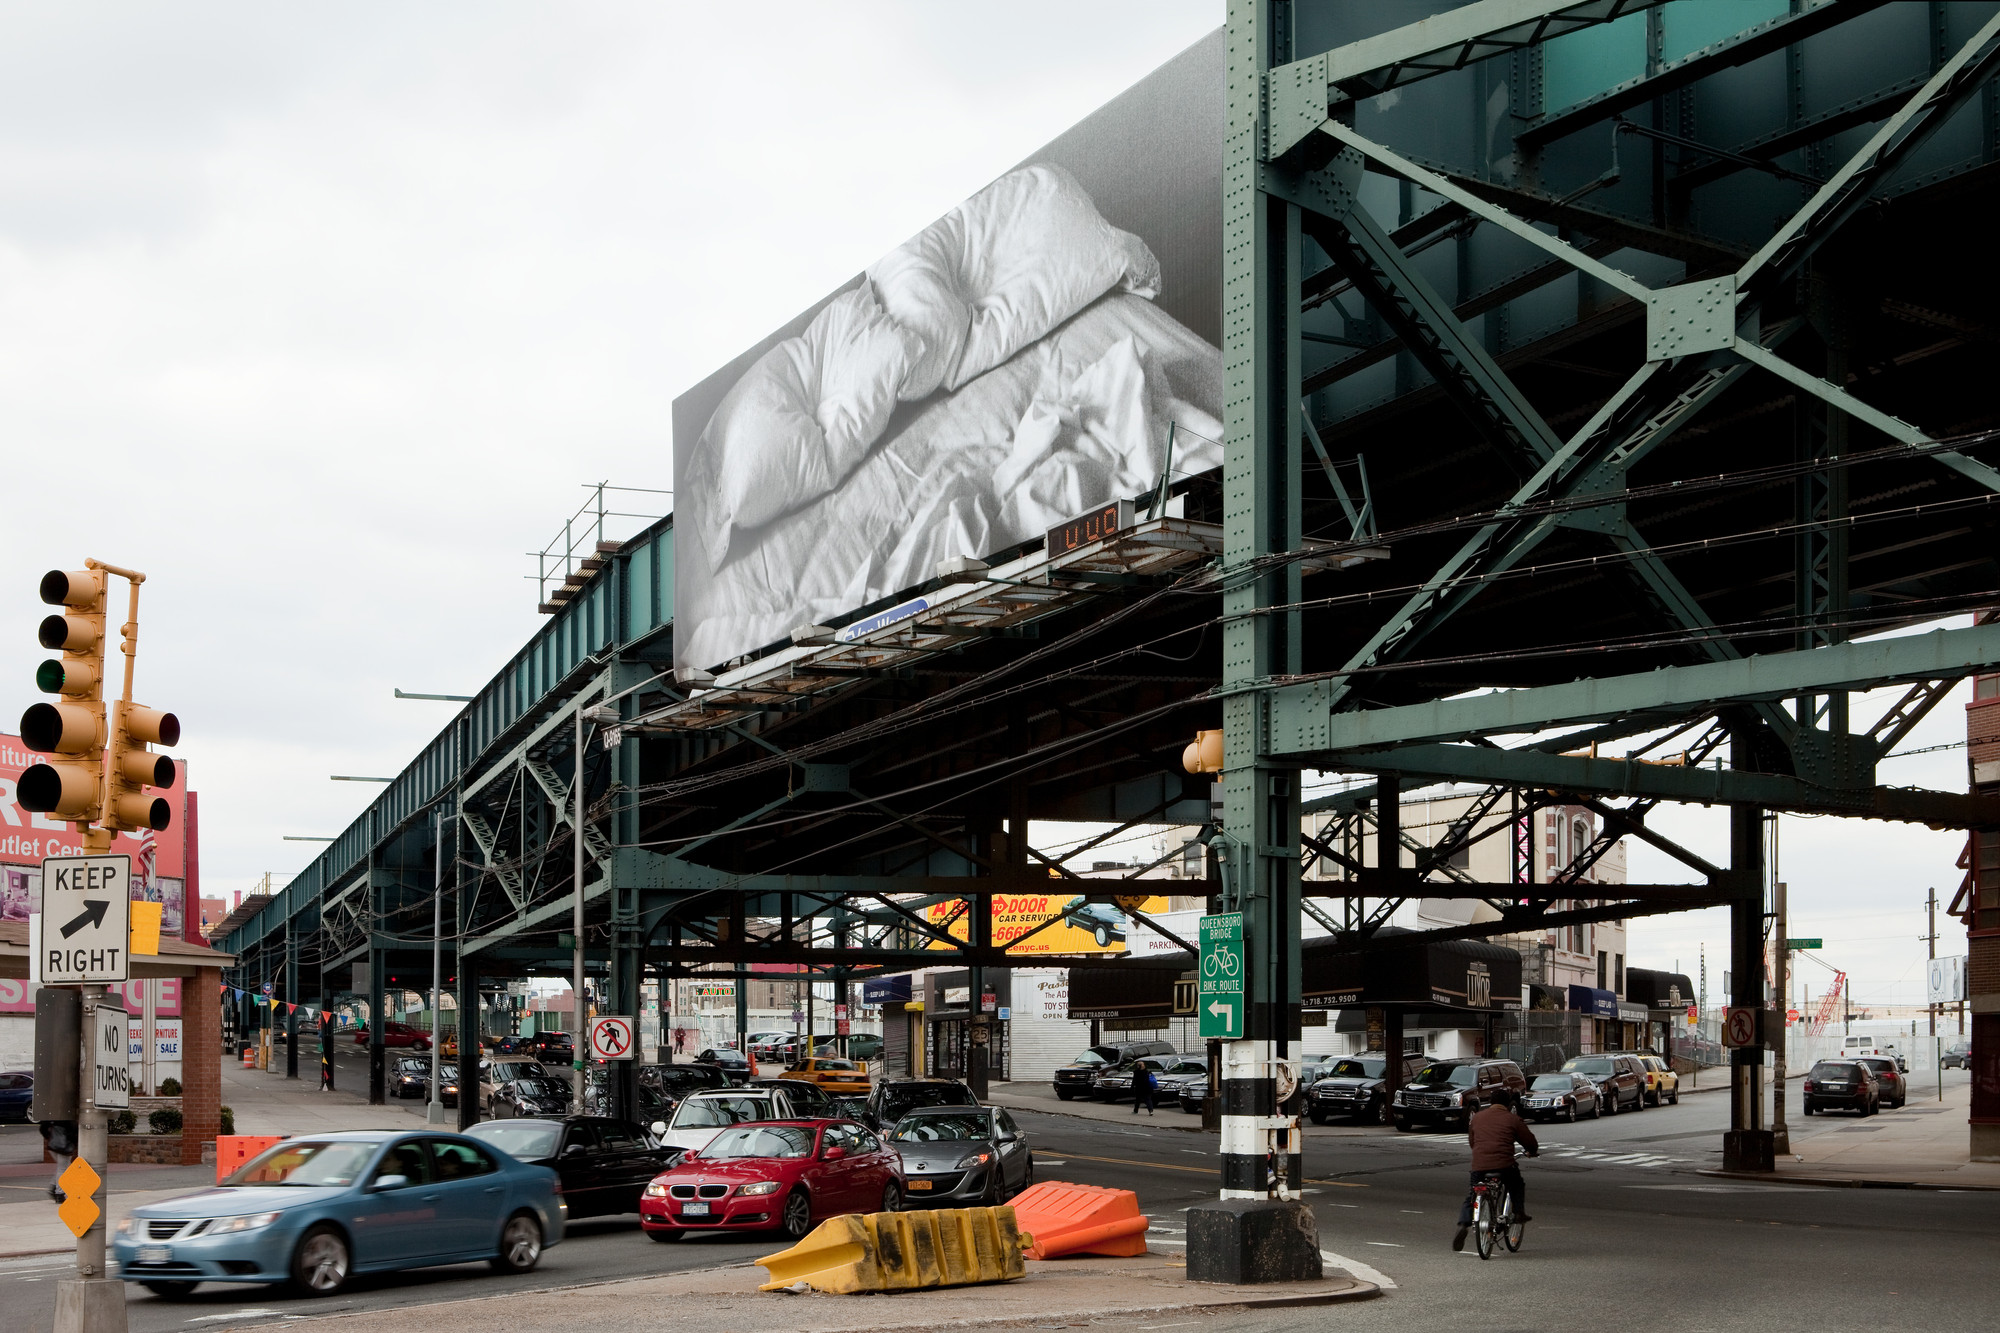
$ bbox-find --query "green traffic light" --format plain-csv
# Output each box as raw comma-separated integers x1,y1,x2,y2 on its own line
35,659,65,694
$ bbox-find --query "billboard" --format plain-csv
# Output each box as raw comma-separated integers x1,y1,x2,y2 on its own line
926,890,1171,956
1,732,190,938
673,33,1224,671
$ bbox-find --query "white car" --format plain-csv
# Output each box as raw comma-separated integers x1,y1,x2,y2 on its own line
658,1087,807,1155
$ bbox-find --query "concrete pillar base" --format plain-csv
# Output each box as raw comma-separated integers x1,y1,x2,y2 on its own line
1185,1199,1322,1285
54,1278,128,1333
1970,1122,2000,1163
1724,1129,1775,1172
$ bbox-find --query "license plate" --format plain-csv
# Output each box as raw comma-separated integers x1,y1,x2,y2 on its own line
138,1247,171,1263
908,1180,933,1191
681,1202,710,1216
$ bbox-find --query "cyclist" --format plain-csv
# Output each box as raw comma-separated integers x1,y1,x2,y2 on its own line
1452,1087,1536,1252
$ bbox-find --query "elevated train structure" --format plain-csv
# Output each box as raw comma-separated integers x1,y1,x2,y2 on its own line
223,3,2000,1175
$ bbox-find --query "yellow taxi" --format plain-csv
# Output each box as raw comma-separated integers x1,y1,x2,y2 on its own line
1635,1053,1679,1106
778,1056,871,1096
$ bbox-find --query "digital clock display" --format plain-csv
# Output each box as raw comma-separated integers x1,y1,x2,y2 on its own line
1046,499,1134,557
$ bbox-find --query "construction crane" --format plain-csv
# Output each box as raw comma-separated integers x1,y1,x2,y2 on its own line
1808,971,1846,1037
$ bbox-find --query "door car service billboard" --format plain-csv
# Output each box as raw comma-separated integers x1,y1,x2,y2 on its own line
673,33,1223,671
925,891,1171,956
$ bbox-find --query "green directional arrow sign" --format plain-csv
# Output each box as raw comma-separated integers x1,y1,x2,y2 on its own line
1198,912,1244,1040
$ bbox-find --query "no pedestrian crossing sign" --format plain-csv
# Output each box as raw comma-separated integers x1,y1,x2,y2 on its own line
39,854,132,984
588,1015,636,1061
1198,912,1244,1040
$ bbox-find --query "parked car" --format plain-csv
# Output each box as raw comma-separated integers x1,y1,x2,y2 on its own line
114,1132,563,1298
0,1071,31,1123
466,1116,678,1219
639,1063,732,1119
779,1057,871,1096
658,1087,810,1155
479,1059,549,1115
1051,1040,1172,1101
639,1119,902,1241
1560,1054,1647,1114
1308,1054,1420,1125
1516,1042,1571,1075
1852,1056,1907,1109
1092,1055,1178,1103
1943,1041,1971,1070
886,1105,1032,1206
695,1048,755,1085
352,1021,431,1050
844,1033,885,1061
1521,1071,1600,1122
1634,1053,1680,1106
746,1031,795,1062
860,1078,979,1131
1804,1059,1880,1116
492,1075,574,1119
1392,1058,1528,1131
1152,1055,1210,1109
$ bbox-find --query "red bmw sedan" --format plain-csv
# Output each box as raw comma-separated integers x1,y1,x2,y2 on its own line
639,1119,902,1242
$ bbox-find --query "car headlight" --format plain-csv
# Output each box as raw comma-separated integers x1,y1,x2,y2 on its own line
644,1182,670,1198
737,1180,782,1197
212,1211,282,1234
115,1218,134,1236
960,1152,993,1167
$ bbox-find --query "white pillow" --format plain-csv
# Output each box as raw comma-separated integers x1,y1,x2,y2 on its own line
868,163,1160,399
687,283,916,567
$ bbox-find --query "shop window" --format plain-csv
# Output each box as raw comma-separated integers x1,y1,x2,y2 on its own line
1614,953,1625,994
1976,675,1997,699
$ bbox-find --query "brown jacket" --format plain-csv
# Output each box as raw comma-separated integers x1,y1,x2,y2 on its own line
1466,1103,1538,1171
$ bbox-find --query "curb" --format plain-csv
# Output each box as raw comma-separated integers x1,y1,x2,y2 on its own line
1695,1168,2000,1193
986,1095,1211,1134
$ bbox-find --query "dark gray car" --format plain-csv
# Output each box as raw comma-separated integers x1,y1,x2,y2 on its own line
886,1106,1032,1206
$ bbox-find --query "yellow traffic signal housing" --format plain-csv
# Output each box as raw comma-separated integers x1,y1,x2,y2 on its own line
20,569,109,823
1182,728,1223,775
105,700,179,832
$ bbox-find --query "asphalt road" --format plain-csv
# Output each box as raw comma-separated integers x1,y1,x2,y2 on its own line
2,1073,1993,1332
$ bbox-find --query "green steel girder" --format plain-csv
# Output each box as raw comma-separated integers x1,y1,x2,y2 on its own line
1265,0,1670,158
1268,619,2000,757
1305,876,1745,901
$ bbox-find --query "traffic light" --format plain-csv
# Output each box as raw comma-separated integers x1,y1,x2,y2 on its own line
103,586,178,833
19,569,109,822
1182,728,1223,775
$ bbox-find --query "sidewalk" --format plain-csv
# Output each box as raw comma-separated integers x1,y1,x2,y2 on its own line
983,1079,1210,1130
234,1251,1375,1333
1700,1074,2000,1191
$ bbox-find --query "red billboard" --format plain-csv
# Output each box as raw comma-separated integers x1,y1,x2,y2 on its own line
1,731,195,943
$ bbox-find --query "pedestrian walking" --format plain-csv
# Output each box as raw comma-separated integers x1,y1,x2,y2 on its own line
1132,1063,1157,1115
41,1118,77,1203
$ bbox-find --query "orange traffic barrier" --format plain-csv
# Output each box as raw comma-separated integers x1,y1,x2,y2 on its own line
1007,1180,1148,1259
240,1046,255,1068
214,1135,285,1183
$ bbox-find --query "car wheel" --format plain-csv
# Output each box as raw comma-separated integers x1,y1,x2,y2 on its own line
1054,1088,1075,1101
1308,1110,1327,1125
646,1227,683,1243
1564,1099,1576,1123
1670,1089,1679,1105
1602,1090,1616,1115
1393,1117,1412,1132
140,1281,198,1299
1095,927,1110,947
289,1223,352,1296
881,1180,902,1213
779,1188,814,1239
491,1212,543,1274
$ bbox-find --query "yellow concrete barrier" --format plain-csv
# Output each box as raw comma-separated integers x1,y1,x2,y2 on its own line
756,1205,1026,1293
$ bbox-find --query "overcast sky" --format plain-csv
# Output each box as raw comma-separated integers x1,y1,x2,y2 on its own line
0,3,1975,1021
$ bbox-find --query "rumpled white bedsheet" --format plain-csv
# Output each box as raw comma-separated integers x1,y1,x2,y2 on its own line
676,292,1222,670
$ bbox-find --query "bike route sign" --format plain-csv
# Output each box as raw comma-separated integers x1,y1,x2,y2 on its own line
1198,912,1244,1040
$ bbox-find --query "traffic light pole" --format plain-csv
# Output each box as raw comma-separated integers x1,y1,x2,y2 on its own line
428,809,447,1124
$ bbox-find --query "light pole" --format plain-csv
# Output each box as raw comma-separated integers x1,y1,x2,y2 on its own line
574,695,620,1109
427,809,448,1125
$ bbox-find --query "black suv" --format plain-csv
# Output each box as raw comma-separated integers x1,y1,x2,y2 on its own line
1392,1057,1527,1131
861,1077,979,1130
1560,1053,1648,1114
1309,1054,1421,1125
1052,1040,1172,1102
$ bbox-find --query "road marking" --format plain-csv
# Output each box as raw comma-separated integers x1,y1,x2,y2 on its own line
1038,1159,1068,1166
1364,1240,1403,1247
1056,1152,1214,1175
186,1312,285,1324
1322,1247,1397,1290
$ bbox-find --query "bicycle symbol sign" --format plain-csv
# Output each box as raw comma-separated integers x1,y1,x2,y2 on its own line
588,1015,637,1061
1198,912,1244,1040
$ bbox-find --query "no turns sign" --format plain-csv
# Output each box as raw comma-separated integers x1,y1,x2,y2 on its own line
588,1015,636,1061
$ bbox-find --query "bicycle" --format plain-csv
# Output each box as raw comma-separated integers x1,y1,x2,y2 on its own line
1465,1169,1528,1259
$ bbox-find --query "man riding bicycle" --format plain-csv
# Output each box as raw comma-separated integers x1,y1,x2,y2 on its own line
1453,1087,1536,1252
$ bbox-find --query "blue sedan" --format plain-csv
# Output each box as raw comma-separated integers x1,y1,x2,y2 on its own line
114,1131,564,1298
0,1071,32,1122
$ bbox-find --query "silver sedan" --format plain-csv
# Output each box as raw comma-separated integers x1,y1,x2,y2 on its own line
885,1106,1034,1207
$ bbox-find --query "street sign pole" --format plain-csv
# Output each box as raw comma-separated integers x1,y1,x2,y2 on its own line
54,984,126,1333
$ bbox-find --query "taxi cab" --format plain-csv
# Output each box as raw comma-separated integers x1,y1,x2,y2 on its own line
778,1056,871,1096
1634,1053,1680,1106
